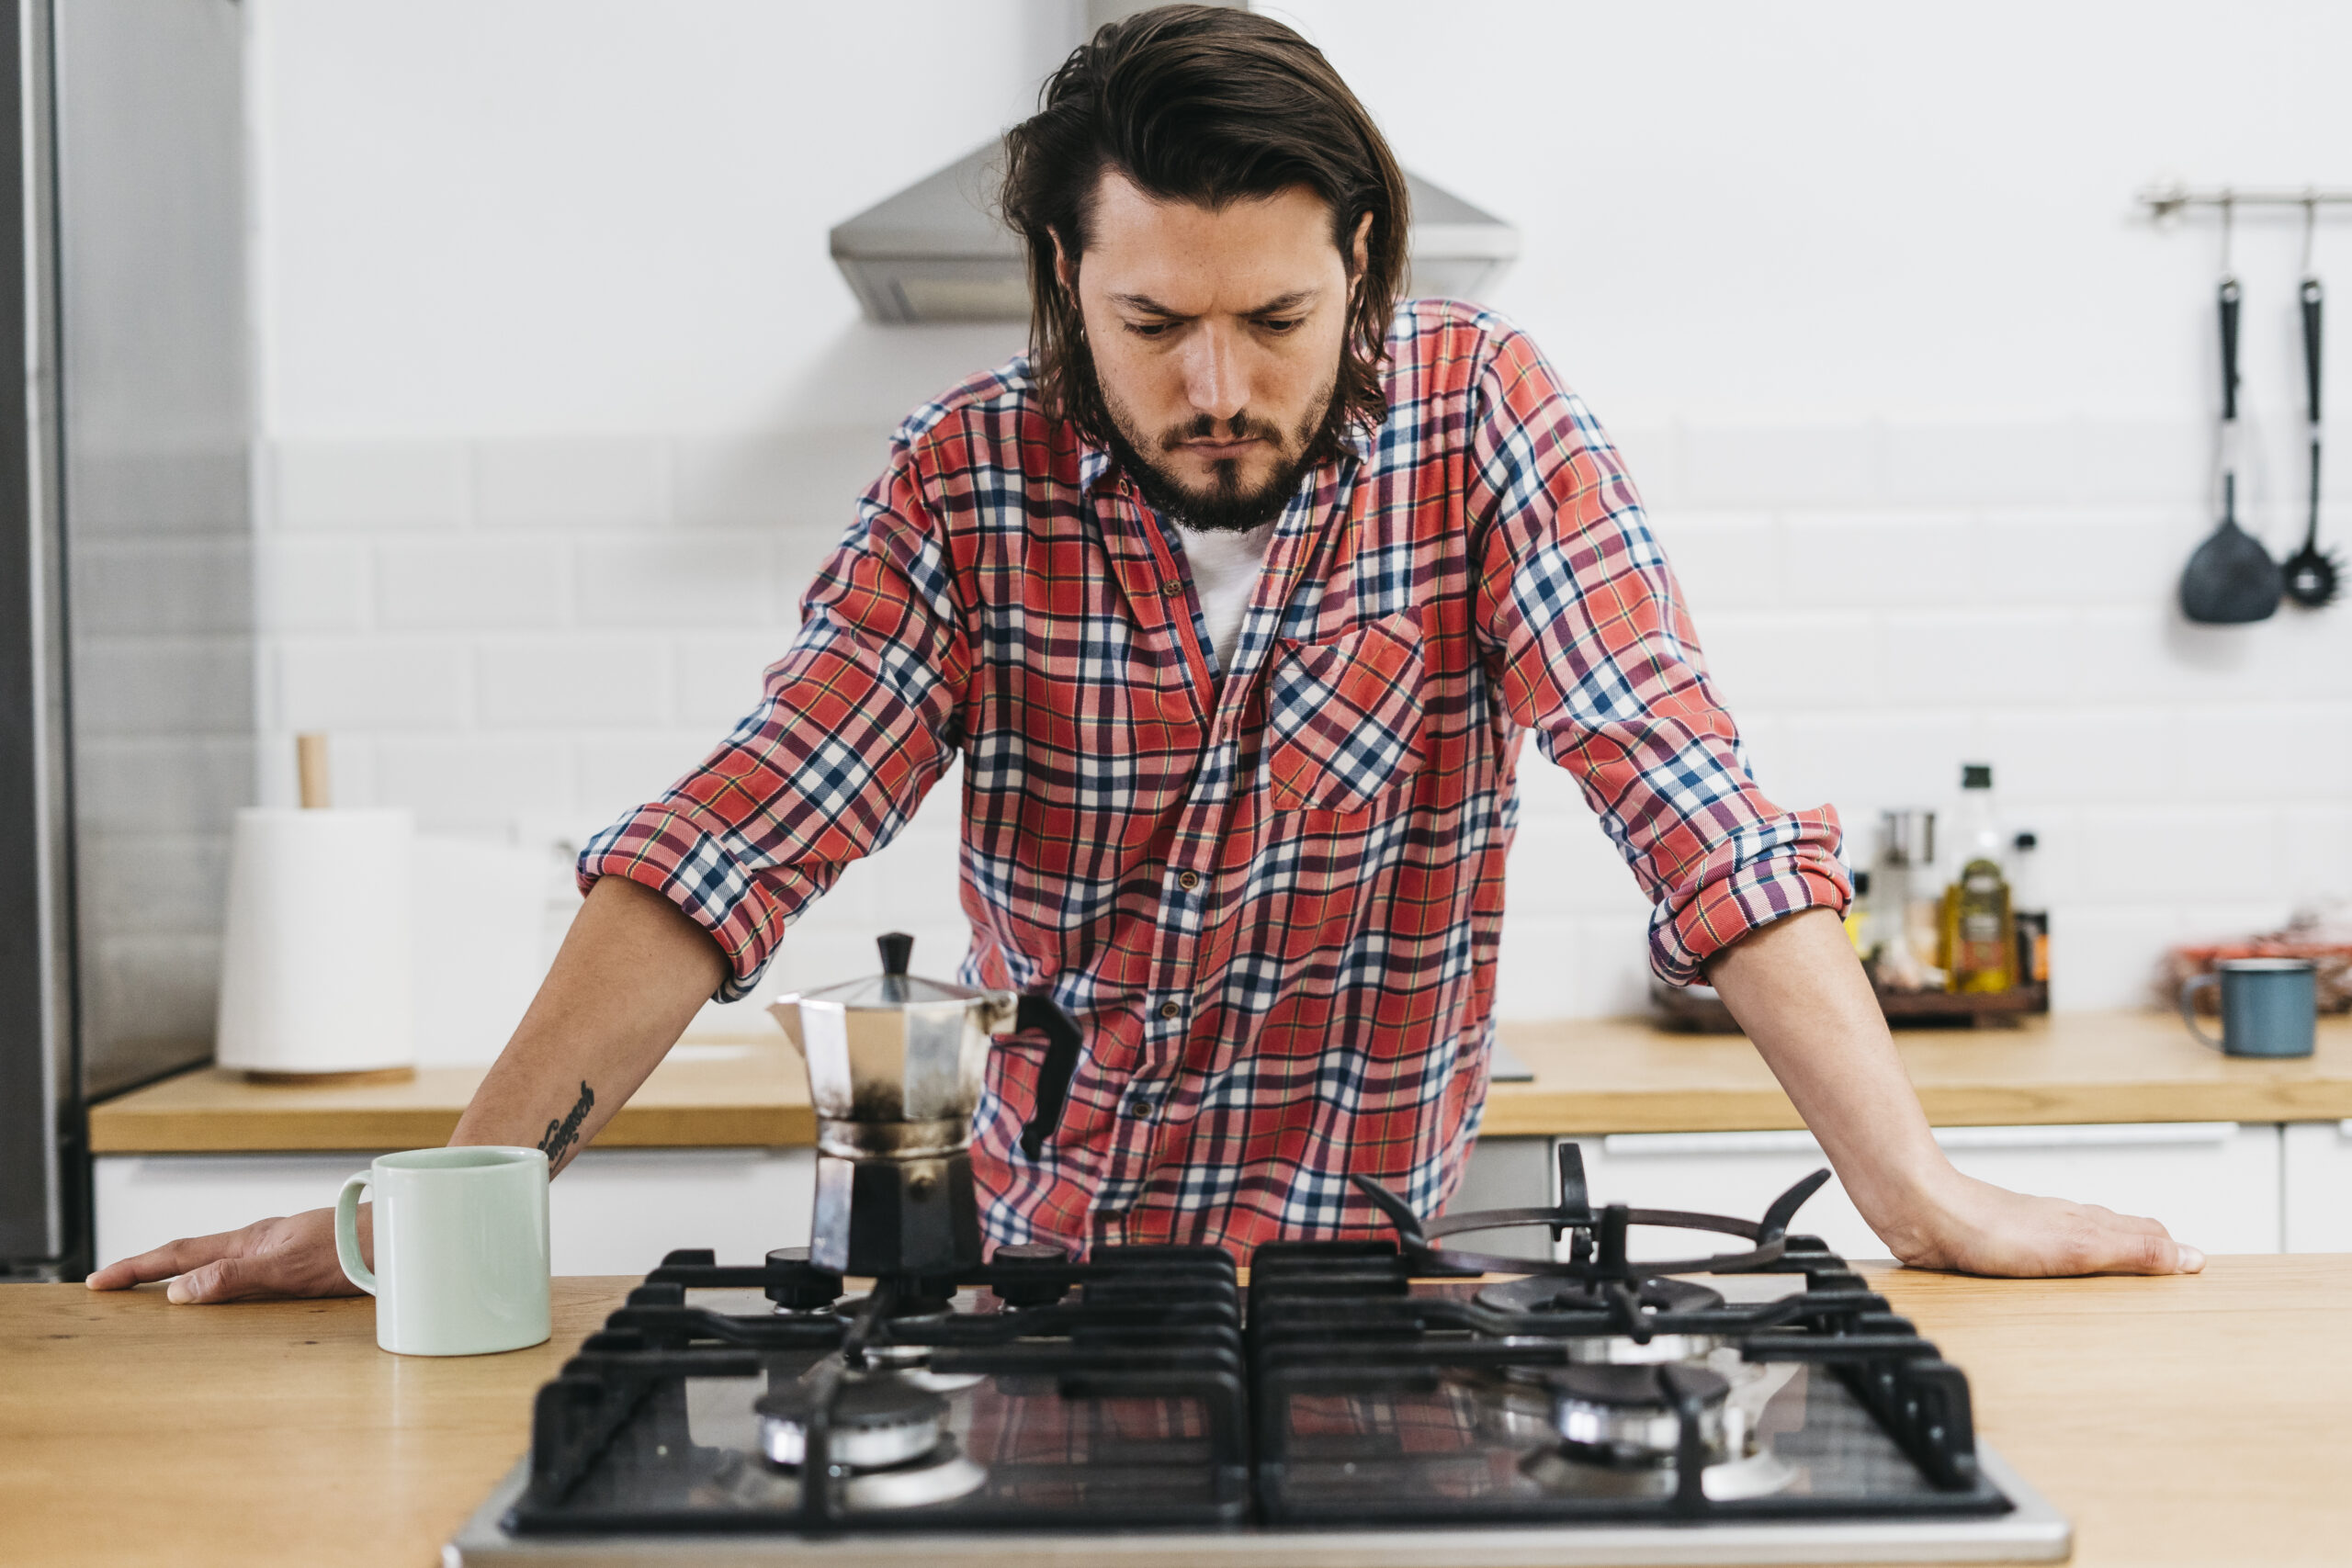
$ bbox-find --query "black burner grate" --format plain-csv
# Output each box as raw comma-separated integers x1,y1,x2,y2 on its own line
504,1155,2010,1537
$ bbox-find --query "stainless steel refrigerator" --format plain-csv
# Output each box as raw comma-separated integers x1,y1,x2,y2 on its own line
2,0,249,1280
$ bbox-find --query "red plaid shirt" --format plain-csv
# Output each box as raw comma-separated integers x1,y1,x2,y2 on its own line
581,299,1848,1256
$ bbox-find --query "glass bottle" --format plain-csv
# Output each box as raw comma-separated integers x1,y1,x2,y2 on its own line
1940,764,2015,993
2010,829,2050,995
1873,809,1941,991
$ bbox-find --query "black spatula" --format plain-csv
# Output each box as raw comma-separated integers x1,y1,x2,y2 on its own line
2282,274,2341,607
2180,276,2282,624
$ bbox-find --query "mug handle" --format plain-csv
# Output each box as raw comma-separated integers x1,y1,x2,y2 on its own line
334,1171,378,1295
2177,972,2225,1052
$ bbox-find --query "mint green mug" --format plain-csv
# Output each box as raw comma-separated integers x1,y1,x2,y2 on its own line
334,1146,551,1356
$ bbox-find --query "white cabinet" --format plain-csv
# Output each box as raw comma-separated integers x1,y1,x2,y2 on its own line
1559,1122,2284,1261
93,1147,814,1278
2284,1122,2352,1253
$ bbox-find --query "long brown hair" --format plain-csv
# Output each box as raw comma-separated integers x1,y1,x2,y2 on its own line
1000,6,1410,457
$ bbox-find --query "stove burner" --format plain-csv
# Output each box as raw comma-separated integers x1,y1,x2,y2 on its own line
755,1373,946,1472
1475,1273,1726,1316
1545,1363,1730,1468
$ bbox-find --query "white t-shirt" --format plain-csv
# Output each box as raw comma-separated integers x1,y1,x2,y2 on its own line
1172,520,1278,677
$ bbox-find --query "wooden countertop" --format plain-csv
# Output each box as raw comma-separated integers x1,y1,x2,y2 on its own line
1483,1009,2352,1135
87,1041,817,1154
6,1256,2348,1566
88,1011,2352,1155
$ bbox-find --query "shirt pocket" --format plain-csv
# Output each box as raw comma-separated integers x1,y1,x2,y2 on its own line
1264,607,1428,814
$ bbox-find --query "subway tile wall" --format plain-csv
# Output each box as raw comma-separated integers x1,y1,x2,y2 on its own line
248,416,2352,1035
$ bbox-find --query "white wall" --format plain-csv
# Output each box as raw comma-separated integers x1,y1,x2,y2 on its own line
241,0,2352,1036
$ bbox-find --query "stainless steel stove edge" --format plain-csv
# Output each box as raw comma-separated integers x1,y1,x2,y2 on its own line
444,1444,2070,1567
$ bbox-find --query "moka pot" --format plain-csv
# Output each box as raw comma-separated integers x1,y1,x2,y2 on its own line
768,932,1016,1277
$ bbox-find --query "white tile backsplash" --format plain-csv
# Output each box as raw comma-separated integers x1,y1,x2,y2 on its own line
377,536,572,628
1780,512,1981,608
574,535,778,626
673,429,888,532
277,637,474,729
372,735,580,826
247,424,2352,1023
273,439,469,530
1692,611,1884,708
2074,807,2286,902
476,437,669,529
1878,609,2088,706
1644,509,1781,612
1679,423,1881,508
573,731,737,823
477,635,673,727
254,536,373,632
676,632,790,724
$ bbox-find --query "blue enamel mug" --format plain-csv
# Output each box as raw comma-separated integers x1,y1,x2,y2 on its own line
2177,958,2318,1058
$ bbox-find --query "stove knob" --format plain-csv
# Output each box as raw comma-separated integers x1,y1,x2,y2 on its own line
989,1242,1073,1308
763,1246,844,1312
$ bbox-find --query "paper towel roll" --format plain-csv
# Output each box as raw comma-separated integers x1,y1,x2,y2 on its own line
215,807,416,1076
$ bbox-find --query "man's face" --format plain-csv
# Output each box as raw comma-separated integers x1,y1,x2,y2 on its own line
1062,171,1364,532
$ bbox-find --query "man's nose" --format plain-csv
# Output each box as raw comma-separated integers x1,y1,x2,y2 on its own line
1181,324,1248,424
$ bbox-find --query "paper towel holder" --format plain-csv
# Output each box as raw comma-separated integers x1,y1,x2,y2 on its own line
216,732,418,1086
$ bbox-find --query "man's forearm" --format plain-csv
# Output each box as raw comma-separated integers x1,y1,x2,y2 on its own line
1704,905,2198,1275
449,874,729,1173
1701,907,1948,1253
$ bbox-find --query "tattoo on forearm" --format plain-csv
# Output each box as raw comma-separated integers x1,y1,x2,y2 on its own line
538,1080,594,1170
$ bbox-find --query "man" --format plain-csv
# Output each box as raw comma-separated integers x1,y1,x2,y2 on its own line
94,6,2196,1303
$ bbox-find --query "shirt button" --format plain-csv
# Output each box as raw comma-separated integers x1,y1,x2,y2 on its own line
1158,1000,1182,1021
1160,580,1186,596
1177,871,1200,891
1126,1095,1159,1118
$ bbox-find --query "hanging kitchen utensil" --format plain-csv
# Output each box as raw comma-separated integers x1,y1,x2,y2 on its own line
2283,199,2341,607
2180,201,2283,624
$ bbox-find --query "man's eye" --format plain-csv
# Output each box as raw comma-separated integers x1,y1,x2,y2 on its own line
1258,317,1303,335
1125,321,1174,338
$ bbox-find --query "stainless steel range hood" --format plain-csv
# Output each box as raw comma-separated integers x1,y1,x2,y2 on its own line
830,143,1519,325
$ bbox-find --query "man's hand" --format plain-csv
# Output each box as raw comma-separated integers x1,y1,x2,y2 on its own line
1706,907,2202,1278
85,1205,365,1303
1872,1166,2202,1277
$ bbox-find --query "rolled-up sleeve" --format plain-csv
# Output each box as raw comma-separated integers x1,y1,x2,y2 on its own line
577,451,969,1000
1467,325,1849,984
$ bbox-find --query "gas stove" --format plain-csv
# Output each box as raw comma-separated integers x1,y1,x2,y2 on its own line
447,1151,2068,1564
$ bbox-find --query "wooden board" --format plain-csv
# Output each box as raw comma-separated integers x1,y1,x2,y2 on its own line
86,1011,2352,1155
6,1258,2348,1567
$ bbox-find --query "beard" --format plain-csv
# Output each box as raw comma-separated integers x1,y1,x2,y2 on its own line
1101,375,1343,535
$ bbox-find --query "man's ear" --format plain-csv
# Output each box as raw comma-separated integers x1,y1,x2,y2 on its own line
1051,230,1077,299
1349,210,1374,295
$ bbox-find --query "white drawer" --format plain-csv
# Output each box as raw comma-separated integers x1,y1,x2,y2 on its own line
2283,1122,2352,1253
1562,1122,2281,1262
94,1146,815,1278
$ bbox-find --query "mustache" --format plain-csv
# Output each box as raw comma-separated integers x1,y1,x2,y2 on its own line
1156,412,1286,451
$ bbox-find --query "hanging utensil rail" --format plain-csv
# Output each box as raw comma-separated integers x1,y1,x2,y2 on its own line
2140,184,2352,219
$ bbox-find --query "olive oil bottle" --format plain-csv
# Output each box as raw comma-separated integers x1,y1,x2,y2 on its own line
1940,764,2015,993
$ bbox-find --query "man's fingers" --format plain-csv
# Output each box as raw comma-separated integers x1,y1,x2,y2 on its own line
2093,1213,2202,1276
165,1255,269,1304
86,1228,251,1292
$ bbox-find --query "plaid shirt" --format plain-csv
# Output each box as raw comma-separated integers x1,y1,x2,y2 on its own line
581,299,1848,1257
